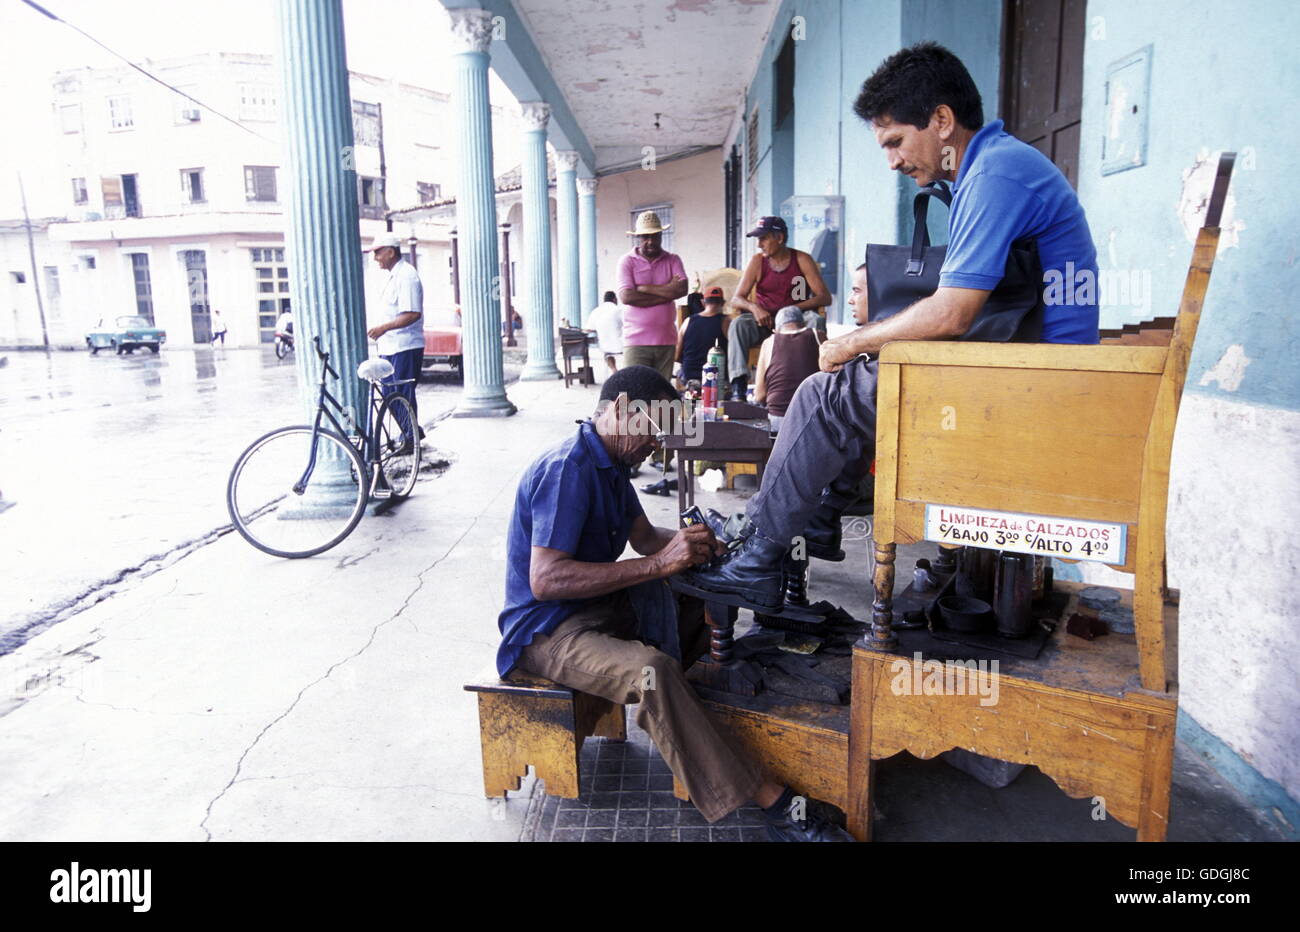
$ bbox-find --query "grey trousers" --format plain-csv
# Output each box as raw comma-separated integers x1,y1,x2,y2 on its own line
748,355,880,546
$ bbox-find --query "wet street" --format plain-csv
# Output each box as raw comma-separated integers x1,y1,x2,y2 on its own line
0,346,473,650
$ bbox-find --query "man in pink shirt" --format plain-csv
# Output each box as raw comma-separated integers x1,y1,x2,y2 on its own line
617,211,688,379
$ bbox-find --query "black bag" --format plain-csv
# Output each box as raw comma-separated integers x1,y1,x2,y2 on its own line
864,183,1043,343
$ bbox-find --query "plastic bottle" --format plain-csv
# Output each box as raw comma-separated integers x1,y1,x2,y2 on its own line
701,345,719,420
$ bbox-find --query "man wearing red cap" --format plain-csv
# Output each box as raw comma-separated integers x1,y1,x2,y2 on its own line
675,285,730,387
726,215,831,400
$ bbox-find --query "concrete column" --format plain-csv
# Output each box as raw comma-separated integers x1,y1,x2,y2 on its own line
275,0,367,504
555,150,581,327
519,101,561,380
578,177,599,319
449,8,516,417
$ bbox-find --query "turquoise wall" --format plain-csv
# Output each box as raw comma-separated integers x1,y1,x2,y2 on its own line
1078,0,1300,413
743,0,1002,314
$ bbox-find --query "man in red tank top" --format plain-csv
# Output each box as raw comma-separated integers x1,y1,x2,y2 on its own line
727,216,831,400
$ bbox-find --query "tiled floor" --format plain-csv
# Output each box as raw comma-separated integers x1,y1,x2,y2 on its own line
525,712,774,842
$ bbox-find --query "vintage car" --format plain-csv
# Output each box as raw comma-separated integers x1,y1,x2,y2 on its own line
421,306,462,380
86,315,167,355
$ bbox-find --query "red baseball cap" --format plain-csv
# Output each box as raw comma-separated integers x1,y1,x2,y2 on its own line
704,286,725,301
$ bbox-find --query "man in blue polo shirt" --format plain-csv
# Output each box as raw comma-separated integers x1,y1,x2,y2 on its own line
681,42,1099,610
498,365,853,841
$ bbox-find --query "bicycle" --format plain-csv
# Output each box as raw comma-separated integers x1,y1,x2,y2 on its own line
226,335,423,558
274,328,294,359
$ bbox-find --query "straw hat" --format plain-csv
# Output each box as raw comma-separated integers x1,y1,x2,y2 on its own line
627,210,671,235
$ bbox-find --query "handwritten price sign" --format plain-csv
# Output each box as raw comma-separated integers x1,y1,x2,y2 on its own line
924,504,1127,565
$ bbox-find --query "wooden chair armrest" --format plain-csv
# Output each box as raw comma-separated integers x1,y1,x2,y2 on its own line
877,340,1167,374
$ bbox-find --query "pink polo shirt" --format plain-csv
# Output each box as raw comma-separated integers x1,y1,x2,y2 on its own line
617,249,686,346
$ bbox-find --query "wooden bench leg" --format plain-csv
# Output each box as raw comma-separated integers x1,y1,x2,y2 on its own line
575,691,626,742
847,648,878,841
476,692,582,798
1137,712,1176,842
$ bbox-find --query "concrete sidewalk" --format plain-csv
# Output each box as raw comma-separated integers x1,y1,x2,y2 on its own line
0,374,603,841
0,370,1282,842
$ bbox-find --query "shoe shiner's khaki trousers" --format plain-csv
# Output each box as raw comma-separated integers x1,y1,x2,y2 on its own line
518,587,765,822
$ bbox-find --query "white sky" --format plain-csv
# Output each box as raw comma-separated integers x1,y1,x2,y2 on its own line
0,0,519,217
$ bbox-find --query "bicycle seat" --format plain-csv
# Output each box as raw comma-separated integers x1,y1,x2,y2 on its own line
357,358,395,383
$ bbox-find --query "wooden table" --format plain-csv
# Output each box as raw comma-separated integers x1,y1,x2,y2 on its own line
663,403,773,515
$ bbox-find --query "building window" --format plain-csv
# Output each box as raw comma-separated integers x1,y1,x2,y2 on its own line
81,255,96,270
72,177,88,205
358,176,386,220
181,250,211,342
130,253,154,323
250,247,290,343
101,174,141,218
108,94,133,130
181,168,205,204
174,86,202,124
239,84,276,122
629,203,674,253
352,100,381,147
59,104,82,134
10,271,26,284
746,107,760,177
417,181,441,203
244,166,277,203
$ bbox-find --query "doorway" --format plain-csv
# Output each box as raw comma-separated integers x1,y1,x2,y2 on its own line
1001,0,1087,187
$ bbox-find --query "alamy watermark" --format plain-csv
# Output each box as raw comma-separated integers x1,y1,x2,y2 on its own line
889,652,1000,706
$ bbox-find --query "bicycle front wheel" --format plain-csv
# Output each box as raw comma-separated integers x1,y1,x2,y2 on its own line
226,425,368,558
375,393,422,499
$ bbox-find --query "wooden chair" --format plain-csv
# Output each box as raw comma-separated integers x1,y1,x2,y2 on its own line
465,668,626,798
847,153,1237,841
559,327,595,388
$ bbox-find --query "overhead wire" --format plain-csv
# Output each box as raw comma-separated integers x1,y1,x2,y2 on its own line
19,0,271,141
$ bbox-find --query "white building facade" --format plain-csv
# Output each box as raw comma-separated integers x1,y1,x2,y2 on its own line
2,51,522,349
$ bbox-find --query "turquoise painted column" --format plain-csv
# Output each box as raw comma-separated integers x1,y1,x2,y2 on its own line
275,0,367,505
555,150,581,327
519,101,561,380
578,177,599,320
449,8,516,417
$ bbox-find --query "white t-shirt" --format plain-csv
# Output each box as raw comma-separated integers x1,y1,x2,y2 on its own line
275,311,293,332
586,301,623,355
376,259,425,356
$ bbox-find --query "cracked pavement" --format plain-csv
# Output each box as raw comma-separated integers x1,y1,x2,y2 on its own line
0,370,590,841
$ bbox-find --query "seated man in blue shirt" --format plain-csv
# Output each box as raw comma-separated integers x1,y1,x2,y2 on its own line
682,42,1099,610
499,365,852,841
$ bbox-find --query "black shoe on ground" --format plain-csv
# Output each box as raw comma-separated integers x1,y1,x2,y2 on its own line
766,799,855,842
675,529,787,611
728,376,748,402
640,477,678,496
802,503,846,562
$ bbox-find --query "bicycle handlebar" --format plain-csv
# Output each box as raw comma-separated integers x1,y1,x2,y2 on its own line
312,335,340,380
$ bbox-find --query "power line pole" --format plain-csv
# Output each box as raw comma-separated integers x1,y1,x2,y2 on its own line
17,172,49,349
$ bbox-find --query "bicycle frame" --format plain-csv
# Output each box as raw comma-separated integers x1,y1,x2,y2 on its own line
294,338,383,495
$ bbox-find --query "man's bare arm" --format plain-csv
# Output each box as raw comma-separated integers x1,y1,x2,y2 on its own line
818,286,990,369
793,251,832,311
727,254,764,316
628,513,676,556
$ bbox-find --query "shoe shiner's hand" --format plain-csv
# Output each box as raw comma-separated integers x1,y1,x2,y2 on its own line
655,524,721,576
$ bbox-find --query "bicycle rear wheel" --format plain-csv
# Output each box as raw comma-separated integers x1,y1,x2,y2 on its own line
226,425,367,558
375,393,421,499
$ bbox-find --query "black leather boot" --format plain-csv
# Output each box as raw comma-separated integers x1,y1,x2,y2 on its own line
800,471,867,561
728,376,748,402
674,528,787,611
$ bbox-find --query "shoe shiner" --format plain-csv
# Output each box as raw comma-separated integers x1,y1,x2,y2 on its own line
496,365,852,840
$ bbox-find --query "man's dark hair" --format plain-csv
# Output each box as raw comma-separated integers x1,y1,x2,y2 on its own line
603,290,617,303
853,42,983,132
598,365,679,406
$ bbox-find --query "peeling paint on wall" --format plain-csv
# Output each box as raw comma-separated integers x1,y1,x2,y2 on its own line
1199,343,1252,392
1178,149,1246,248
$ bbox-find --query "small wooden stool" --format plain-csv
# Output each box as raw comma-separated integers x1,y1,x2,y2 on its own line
464,669,626,798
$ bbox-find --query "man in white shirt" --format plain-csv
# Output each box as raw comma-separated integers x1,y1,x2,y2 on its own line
365,232,424,449
585,290,624,376
275,308,294,335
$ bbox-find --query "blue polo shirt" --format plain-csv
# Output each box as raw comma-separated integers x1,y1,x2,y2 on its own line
939,119,1099,344
496,421,646,676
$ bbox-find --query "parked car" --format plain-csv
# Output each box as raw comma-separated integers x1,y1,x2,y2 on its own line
86,315,167,355
421,306,462,380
